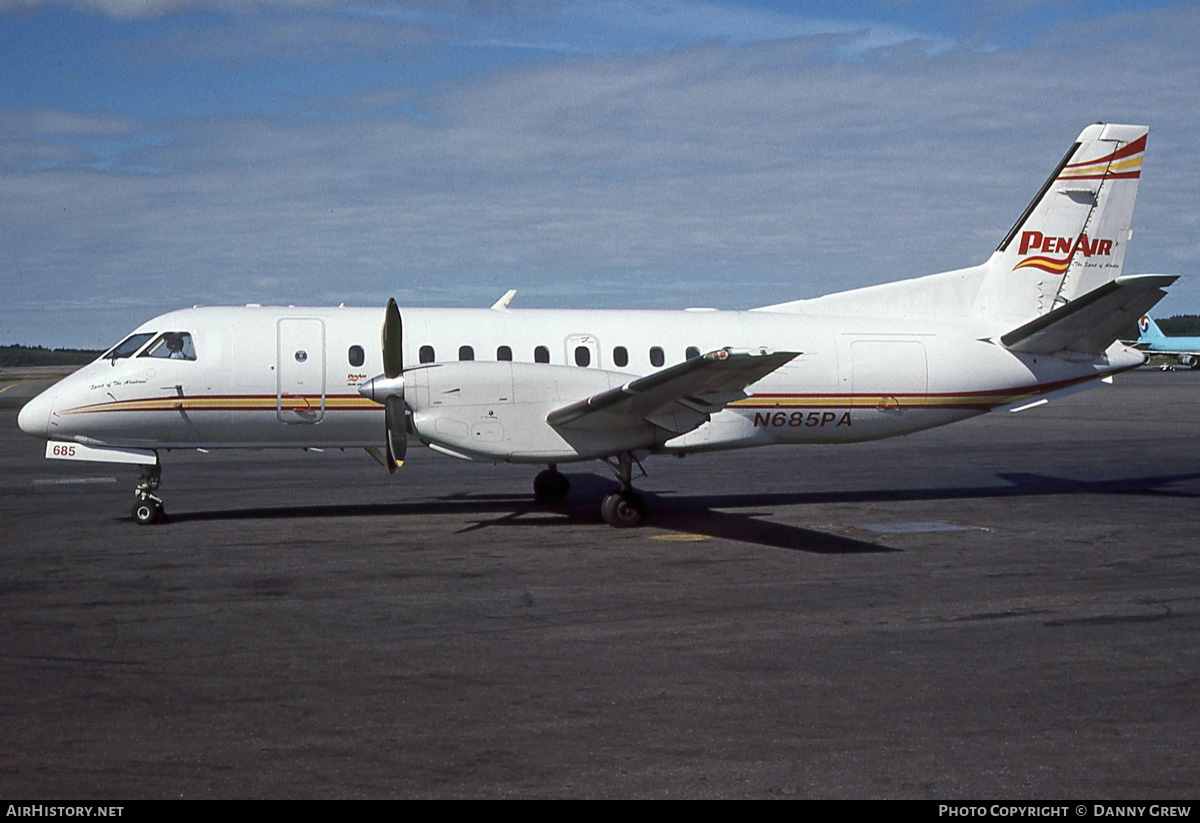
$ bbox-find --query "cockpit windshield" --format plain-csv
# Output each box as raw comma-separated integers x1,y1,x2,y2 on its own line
139,332,197,361
103,332,156,362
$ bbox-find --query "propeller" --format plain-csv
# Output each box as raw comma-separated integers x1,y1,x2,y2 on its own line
383,297,403,380
360,298,408,472
384,394,406,472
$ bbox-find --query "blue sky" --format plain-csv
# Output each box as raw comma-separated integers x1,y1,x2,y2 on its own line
2,0,1197,347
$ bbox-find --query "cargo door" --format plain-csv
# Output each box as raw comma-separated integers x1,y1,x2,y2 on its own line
850,340,928,411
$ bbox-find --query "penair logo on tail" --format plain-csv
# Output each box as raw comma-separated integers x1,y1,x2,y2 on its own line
1014,231,1113,274
1012,133,1145,275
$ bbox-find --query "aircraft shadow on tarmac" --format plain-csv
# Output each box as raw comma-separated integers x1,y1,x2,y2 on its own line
163,469,1200,555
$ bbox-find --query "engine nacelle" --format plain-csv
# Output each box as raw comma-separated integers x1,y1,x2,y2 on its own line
404,361,657,462
1178,354,1196,369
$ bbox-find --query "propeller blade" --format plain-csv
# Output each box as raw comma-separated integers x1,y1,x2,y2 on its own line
375,297,406,472
383,297,403,380
385,394,407,471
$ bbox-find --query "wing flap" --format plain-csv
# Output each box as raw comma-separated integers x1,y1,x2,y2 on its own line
1001,274,1177,356
547,348,798,434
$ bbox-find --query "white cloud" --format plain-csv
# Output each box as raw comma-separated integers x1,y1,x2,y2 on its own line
0,0,340,18
3,3,1199,347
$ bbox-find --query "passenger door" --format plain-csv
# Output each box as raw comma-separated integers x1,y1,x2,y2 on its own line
277,318,326,424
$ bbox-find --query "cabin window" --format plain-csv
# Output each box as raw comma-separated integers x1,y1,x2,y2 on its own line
104,332,155,362
650,346,665,368
348,345,365,367
613,346,629,367
686,346,700,360
419,345,435,364
139,332,197,361
497,345,512,361
534,345,550,364
574,346,591,367
459,345,475,361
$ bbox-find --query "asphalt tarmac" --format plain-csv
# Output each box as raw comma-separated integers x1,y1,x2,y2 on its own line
1,369,1198,798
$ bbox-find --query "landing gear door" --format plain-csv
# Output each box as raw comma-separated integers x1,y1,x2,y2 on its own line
277,318,326,424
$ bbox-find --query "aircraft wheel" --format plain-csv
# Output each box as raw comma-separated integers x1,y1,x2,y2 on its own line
533,469,570,504
131,498,163,525
601,491,646,528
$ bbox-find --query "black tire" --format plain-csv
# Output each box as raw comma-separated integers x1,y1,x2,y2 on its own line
132,499,160,525
533,469,570,504
132,498,164,525
601,491,646,528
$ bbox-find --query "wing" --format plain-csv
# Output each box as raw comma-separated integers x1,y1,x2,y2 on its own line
547,347,798,435
1001,274,1177,356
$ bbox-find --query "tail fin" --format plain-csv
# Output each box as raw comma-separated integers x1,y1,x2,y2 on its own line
1137,314,1166,345
977,123,1147,323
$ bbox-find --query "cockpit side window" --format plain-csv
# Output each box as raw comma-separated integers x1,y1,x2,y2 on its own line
104,332,156,362
139,332,197,361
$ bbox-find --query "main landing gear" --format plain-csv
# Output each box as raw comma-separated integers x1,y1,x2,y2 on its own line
601,452,646,528
533,465,570,503
531,453,647,527
131,464,165,525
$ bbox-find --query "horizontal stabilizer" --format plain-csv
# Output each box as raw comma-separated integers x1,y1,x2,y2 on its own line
1001,274,1178,356
548,348,798,434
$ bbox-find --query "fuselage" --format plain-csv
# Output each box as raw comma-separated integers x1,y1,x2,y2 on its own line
1139,333,1200,354
17,304,1144,464
1145,336,1200,352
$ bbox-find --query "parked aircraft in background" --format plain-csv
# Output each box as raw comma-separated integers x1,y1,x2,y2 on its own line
1135,315,1200,368
18,123,1175,527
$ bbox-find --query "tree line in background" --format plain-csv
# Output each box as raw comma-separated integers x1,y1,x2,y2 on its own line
0,344,103,368
1155,315,1200,336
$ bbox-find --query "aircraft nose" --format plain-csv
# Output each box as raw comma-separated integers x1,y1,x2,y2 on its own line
17,390,54,439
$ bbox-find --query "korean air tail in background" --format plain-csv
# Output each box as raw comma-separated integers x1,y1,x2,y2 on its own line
1137,314,1168,345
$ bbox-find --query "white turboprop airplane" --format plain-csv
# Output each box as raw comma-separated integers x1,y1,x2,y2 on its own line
17,123,1176,527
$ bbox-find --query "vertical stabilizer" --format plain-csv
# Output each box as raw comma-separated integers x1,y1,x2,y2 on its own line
976,123,1147,324
1137,314,1166,346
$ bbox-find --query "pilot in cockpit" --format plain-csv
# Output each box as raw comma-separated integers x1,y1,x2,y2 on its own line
137,331,196,361
165,333,187,359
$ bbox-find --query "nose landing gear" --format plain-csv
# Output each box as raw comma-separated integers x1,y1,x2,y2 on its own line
132,464,165,525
